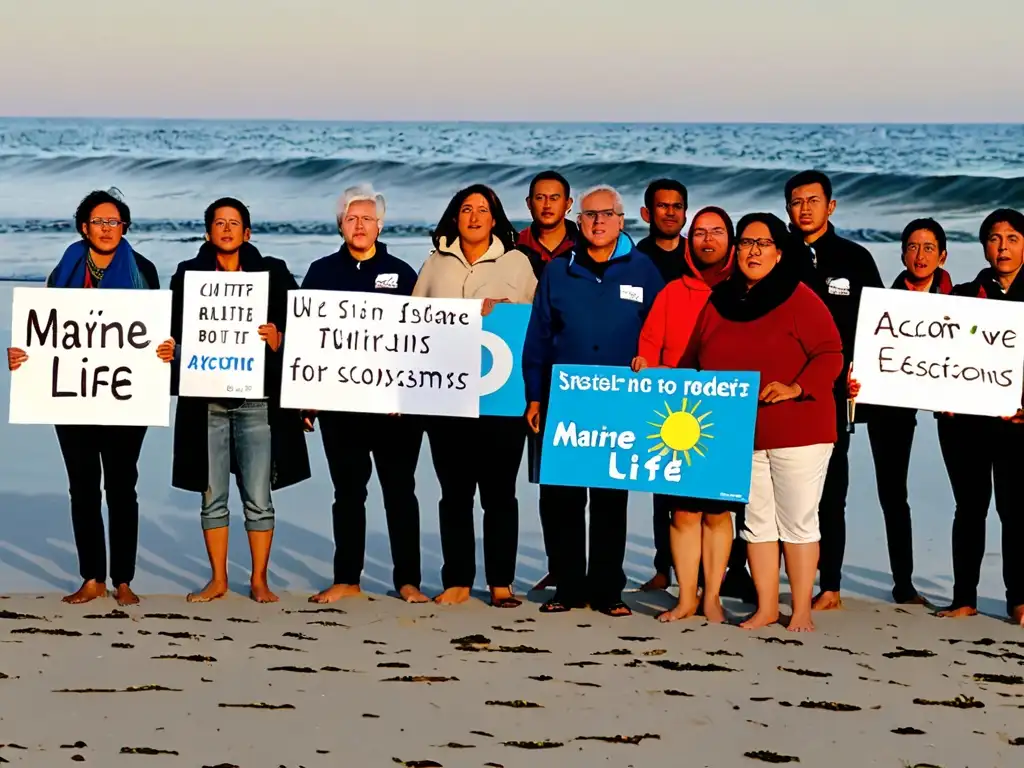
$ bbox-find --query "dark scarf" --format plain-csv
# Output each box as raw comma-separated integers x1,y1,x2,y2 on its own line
890,267,953,294
710,255,800,322
49,238,147,289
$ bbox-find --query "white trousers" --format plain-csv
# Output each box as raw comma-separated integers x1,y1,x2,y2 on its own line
742,443,834,544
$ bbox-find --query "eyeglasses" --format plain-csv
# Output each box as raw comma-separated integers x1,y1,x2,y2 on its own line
89,217,124,229
737,238,775,251
693,227,727,239
581,209,622,222
344,215,378,227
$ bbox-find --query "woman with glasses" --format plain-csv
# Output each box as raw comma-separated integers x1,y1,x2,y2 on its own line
6,189,175,606
631,206,745,623
680,212,842,632
413,184,537,607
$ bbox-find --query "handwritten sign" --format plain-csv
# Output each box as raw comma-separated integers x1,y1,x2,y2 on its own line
852,287,1024,417
178,271,269,399
8,286,172,426
280,290,483,416
480,303,529,417
540,364,759,501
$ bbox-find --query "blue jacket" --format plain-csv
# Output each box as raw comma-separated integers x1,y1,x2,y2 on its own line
523,233,664,402
301,242,417,296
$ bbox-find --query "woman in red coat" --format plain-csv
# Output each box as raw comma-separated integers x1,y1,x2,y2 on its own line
681,213,843,632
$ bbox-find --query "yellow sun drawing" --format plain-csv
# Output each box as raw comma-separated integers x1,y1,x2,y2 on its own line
647,398,714,467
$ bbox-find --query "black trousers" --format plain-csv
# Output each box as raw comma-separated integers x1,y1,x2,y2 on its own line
866,407,919,599
426,415,526,589
937,415,1024,614
320,412,423,591
539,484,628,608
817,405,851,593
55,424,147,587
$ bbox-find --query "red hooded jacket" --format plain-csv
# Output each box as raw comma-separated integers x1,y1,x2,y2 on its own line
637,241,734,367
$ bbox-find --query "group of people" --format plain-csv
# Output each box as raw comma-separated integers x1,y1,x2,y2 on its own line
6,171,1024,632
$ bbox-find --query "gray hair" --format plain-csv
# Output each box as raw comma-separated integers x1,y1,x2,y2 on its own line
577,184,625,215
336,184,386,225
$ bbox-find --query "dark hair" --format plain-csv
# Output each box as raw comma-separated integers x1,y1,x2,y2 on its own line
432,184,517,252
644,179,688,210
901,218,947,254
784,170,833,203
688,206,735,249
528,171,570,199
735,212,792,254
205,197,252,233
979,208,1024,243
75,190,131,234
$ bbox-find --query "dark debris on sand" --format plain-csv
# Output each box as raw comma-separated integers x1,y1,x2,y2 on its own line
778,666,831,678
485,700,542,708
913,694,983,709
892,727,926,735
120,747,179,755
501,741,563,749
647,659,735,672
882,647,936,659
576,733,660,745
744,750,800,763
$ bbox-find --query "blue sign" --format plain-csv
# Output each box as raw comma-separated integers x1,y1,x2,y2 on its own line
480,303,530,417
539,364,760,502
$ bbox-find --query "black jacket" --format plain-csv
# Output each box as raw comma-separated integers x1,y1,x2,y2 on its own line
301,241,417,295
169,242,310,492
636,235,690,283
789,223,883,419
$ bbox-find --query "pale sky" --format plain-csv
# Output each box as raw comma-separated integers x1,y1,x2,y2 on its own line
1,0,1021,122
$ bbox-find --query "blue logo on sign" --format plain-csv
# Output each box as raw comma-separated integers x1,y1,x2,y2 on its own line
539,364,760,501
480,304,530,417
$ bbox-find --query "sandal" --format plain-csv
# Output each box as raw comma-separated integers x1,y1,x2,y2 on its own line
595,601,632,618
490,586,523,609
539,597,585,614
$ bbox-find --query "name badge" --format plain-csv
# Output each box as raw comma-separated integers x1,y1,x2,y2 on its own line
620,285,643,303
375,273,399,290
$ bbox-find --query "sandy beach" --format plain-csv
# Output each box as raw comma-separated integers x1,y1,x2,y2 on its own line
1,590,1022,767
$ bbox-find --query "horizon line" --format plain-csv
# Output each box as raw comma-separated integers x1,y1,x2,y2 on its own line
1,115,1021,127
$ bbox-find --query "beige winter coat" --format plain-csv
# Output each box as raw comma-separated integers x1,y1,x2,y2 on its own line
412,236,537,304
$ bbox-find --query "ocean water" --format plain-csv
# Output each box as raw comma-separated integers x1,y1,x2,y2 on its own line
1,119,1023,283
0,119,1021,606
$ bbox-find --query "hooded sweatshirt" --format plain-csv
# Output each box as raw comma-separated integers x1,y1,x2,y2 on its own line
680,255,843,451
517,220,579,278
412,236,537,304
523,232,665,403
637,230,735,368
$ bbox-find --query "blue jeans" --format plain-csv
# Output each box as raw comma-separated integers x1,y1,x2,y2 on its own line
201,401,274,532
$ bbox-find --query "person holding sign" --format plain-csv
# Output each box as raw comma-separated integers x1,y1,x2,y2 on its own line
632,206,754,621
170,198,310,604
932,209,1024,626
300,185,427,604
856,219,953,605
681,213,843,632
524,185,664,617
413,184,537,607
784,170,884,613
6,189,175,606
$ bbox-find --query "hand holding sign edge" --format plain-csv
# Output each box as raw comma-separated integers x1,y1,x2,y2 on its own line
7,347,27,371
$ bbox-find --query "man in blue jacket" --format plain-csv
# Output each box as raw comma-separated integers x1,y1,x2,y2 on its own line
301,185,427,604
524,185,665,616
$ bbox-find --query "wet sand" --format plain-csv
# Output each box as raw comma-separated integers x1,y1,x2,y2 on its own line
1,590,1022,767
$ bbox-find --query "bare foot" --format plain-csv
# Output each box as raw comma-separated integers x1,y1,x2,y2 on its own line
1012,605,1024,627
309,584,361,603
399,585,430,604
787,612,815,632
114,584,140,606
812,591,842,611
703,595,727,624
434,587,471,606
250,581,279,604
640,572,670,592
62,580,107,604
739,609,780,630
531,573,555,591
658,599,699,623
186,580,228,603
936,605,978,618
489,586,522,608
